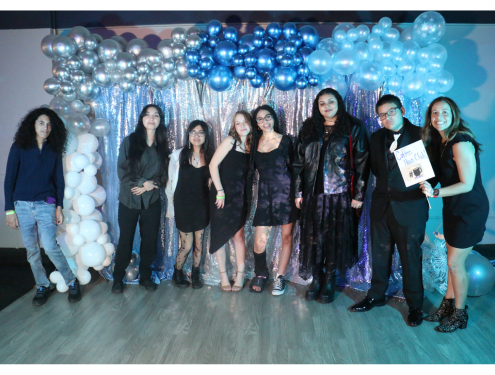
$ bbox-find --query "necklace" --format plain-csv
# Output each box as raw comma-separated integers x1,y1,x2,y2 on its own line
192,153,201,167
324,125,335,136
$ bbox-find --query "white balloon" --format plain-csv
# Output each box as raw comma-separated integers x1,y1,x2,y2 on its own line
77,172,97,195
97,233,109,245
79,219,102,242
77,269,92,285
102,256,112,267
82,209,103,222
92,152,103,168
73,154,90,171
64,187,75,200
65,133,79,154
63,209,81,224
89,185,107,206
57,282,69,293
66,171,82,187
93,265,104,271
77,133,98,154
99,221,108,235
66,223,80,235
57,233,79,257
63,198,73,210
65,152,79,172
49,271,64,284
73,194,96,216
86,153,96,163
103,242,115,256
73,234,86,246
84,164,97,176
73,188,81,201
80,241,106,267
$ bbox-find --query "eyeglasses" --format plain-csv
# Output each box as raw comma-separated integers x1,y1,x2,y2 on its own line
189,131,205,137
256,114,273,123
376,107,400,120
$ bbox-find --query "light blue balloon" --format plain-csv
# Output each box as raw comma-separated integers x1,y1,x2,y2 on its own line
387,74,403,92
371,25,385,37
356,25,370,43
332,50,360,76
466,253,495,296
424,71,439,88
369,39,383,53
417,47,432,64
380,60,397,77
332,23,355,38
347,29,359,42
411,11,446,47
354,42,373,62
397,58,415,76
402,40,421,62
214,40,237,66
390,41,403,56
334,30,347,43
382,28,400,43
428,43,448,64
428,59,444,73
256,48,277,73
299,25,319,49
354,61,384,91
272,66,297,91
416,62,429,75
316,38,340,56
207,65,233,92
341,40,354,51
318,70,347,98
402,72,426,98
379,17,393,30
307,49,333,75
436,69,454,93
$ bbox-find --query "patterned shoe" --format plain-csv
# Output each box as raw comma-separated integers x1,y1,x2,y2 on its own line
425,297,454,322
434,307,469,333
272,275,286,296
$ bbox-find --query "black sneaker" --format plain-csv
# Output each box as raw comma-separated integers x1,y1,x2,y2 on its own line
139,278,158,292
272,275,286,296
68,279,82,303
32,285,54,306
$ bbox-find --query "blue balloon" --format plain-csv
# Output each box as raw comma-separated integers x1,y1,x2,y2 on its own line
207,65,233,91
289,34,303,48
297,64,309,77
263,36,274,48
197,32,208,45
234,66,247,79
299,25,319,49
283,23,298,40
296,76,308,89
245,67,257,79
273,66,297,91
292,53,303,66
196,69,207,80
267,23,282,39
298,46,314,63
253,36,263,49
208,36,221,48
244,53,257,67
239,34,255,51
254,26,265,38
280,54,293,67
199,46,214,60
308,74,319,86
199,57,214,71
276,50,285,63
214,40,237,66
256,48,277,73
238,43,250,55
233,54,244,67
250,74,264,88
275,40,286,52
185,50,200,65
207,20,222,37
223,27,238,43
283,41,297,56
187,64,200,77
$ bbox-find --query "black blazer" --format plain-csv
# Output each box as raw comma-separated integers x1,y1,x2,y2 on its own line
369,119,429,226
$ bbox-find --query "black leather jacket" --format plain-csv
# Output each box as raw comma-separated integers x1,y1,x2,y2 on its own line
293,116,371,201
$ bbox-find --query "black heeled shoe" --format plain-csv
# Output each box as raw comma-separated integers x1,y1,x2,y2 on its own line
318,269,336,304
305,267,322,301
191,266,203,289
434,306,469,333
425,297,454,322
172,266,190,288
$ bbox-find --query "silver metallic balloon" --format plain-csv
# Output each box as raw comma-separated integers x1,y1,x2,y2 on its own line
466,253,495,296
70,70,86,84
126,38,149,57
66,113,91,135
41,34,59,60
52,59,68,76
171,27,187,43
63,92,77,101
60,80,75,94
186,35,202,50
97,39,122,62
67,55,83,70
49,96,77,117
104,60,117,72
148,67,175,90
70,99,85,112
137,48,164,67
110,68,124,84
163,57,175,72
84,35,99,51
93,64,113,88
157,39,174,59
44,78,61,95
77,50,99,73
119,80,136,93
136,62,151,75
125,267,138,281
123,67,138,82
187,26,201,36
68,26,91,51
135,73,147,85
54,66,71,81
81,104,91,115
172,43,186,57
115,51,137,70
173,60,189,80
75,80,101,101
110,35,128,51
90,118,111,137
92,34,103,43
52,35,77,58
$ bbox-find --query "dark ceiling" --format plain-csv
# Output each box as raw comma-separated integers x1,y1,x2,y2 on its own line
1,11,495,30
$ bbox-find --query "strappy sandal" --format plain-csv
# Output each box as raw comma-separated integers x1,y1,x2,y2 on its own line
232,271,245,292
249,275,268,293
219,271,232,292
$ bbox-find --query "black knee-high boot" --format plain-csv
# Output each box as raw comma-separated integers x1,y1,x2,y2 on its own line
319,265,336,304
305,265,323,301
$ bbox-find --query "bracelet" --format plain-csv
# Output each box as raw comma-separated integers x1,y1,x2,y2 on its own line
6,210,15,215
216,195,225,199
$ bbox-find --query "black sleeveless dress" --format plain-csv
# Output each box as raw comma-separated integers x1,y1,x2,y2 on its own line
209,140,250,254
174,164,210,233
253,135,300,226
439,133,488,248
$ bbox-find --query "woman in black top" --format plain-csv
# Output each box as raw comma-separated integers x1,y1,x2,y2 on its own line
209,111,252,292
112,104,169,294
166,120,213,289
249,105,299,295
420,97,489,332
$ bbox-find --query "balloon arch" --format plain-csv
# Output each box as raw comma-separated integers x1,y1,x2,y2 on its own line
40,12,457,295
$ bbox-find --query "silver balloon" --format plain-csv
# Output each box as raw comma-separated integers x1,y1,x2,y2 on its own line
115,52,137,70
135,73,147,85
110,35,128,51
81,104,91,115
123,67,138,82
466,253,495,297
49,96,77,117
125,267,138,281
93,64,113,88
63,92,77,102
157,39,174,59
52,59,68,76
104,60,117,72
187,26,201,36
41,34,59,60
171,27,187,43
52,35,77,58
110,68,124,84
148,68,175,90
97,39,122,62
137,48,163,67
173,60,189,80
60,80,75,94
126,38,149,57
90,118,111,137
172,43,186,57
185,35,202,50
163,57,175,72
70,99,85,112
54,66,71,81
44,78,61,95
136,62,151,75
67,55,83,70
92,34,103,43
77,50,99,73
119,80,136,93
75,81,101,101
66,113,91,135
68,26,91,51
70,70,86,84
84,35,99,51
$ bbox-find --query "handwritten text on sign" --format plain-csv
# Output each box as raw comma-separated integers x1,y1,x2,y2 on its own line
394,140,435,187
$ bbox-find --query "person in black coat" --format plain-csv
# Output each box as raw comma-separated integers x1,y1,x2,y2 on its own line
349,94,429,327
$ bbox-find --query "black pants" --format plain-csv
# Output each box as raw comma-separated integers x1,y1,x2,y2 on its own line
113,199,161,282
367,204,425,308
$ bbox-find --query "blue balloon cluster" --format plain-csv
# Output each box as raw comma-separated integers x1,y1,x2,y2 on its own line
188,20,320,92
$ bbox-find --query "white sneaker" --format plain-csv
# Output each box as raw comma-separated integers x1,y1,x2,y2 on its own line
272,275,286,296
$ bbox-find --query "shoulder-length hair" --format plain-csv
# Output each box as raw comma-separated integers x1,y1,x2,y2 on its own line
228,110,253,151
180,120,214,168
127,104,169,180
249,104,281,169
310,87,352,137
422,96,480,152
14,107,67,156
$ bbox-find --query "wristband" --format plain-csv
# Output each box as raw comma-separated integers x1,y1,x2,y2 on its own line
216,195,225,199
433,188,440,198
6,210,15,215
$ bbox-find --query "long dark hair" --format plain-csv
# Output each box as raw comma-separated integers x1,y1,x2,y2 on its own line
249,104,281,170
308,88,352,138
180,120,214,168
127,104,169,180
14,107,67,156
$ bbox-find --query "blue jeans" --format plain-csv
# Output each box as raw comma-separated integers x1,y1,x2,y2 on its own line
15,201,76,288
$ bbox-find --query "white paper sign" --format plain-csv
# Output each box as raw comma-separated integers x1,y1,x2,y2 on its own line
394,140,435,187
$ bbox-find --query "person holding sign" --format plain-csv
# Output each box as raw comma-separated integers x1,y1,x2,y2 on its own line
349,95,429,327
420,97,489,333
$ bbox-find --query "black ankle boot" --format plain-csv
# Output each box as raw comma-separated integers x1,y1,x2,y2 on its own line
425,297,455,322
318,269,336,304
191,266,203,289
172,266,190,288
305,266,323,301
434,306,469,333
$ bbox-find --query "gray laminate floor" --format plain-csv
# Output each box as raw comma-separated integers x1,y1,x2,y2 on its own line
0,277,493,364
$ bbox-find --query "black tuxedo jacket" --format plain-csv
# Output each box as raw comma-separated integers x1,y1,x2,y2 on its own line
369,119,429,226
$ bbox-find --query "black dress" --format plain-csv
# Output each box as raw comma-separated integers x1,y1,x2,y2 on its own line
439,133,489,248
253,135,300,226
174,164,210,233
209,141,250,254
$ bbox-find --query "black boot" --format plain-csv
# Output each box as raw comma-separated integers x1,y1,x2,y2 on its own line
318,269,336,304
305,266,323,301
434,306,469,333
425,297,455,322
191,266,203,289
172,266,190,288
